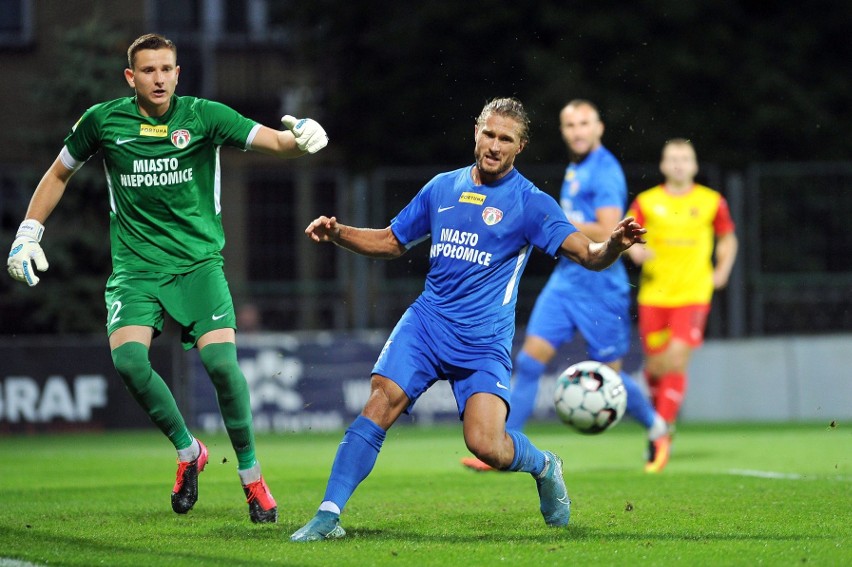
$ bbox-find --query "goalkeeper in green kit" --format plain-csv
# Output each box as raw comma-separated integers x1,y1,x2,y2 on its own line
6,33,328,523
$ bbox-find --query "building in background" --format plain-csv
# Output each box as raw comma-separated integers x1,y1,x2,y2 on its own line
0,0,337,332
1,1,850,337
1,1,850,433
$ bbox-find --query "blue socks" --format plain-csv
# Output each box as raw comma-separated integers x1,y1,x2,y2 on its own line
506,351,546,431
321,416,387,512
506,430,547,476
621,371,656,429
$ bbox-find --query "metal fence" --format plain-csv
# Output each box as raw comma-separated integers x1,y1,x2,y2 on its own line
745,162,852,334
2,161,850,337
234,160,851,337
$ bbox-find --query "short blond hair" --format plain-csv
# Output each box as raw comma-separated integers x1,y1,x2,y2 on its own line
476,97,530,144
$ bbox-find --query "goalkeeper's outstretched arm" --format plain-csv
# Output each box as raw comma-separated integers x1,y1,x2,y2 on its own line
7,155,76,286
25,156,75,222
251,115,328,158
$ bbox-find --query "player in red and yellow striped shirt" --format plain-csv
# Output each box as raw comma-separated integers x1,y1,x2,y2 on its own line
626,139,738,472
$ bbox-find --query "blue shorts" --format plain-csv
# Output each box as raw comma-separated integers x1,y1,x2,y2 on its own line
524,280,631,363
372,304,512,419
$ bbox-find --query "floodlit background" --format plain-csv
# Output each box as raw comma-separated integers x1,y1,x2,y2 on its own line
1,0,850,431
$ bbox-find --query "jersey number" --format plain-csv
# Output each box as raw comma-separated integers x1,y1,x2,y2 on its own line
109,300,123,326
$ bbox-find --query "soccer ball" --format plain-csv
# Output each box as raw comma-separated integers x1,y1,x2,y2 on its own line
553,360,627,434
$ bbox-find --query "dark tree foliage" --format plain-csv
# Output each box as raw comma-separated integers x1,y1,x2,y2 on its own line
284,1,851,168
277,1,852,334
3,18,127,334
4,3,851,334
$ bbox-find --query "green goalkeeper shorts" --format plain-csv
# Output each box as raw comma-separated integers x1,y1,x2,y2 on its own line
104,259,236,350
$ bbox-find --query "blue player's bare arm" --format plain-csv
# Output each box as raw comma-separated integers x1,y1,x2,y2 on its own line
305,215,407,259
559,216,646,271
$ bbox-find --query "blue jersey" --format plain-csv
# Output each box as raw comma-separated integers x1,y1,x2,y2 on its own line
390,166,576,358
551,145,629,296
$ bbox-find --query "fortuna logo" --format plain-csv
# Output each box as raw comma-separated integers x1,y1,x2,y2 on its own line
459,192,486,205
566,168,580,196
116,137,136,145
139,124,168,137
438,206,455,213
482,207,504,226
171,129,191,149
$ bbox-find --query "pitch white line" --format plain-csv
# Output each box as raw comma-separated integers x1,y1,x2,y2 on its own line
0,560,44,567
724,469,852,482
726,469,805,480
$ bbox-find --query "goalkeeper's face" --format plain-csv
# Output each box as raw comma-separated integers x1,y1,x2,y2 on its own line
473,113,526,183
124,48,180,116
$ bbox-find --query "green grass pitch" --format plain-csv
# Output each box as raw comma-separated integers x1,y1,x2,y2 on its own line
0,421,848,566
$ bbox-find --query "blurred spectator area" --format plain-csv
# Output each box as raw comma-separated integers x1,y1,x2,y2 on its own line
207,160,852,337
1,1,850,337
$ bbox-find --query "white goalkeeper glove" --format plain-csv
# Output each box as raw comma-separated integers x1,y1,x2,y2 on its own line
281,115,328,154
7,219,48,287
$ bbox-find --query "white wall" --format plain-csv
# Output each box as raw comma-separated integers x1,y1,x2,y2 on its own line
682,334,852,422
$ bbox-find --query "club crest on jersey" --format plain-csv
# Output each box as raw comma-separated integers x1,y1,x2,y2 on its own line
171,129,191,149
569,180,580,197
482,207,503,226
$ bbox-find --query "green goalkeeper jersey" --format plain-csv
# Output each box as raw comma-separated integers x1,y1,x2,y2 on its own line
62,95,260,273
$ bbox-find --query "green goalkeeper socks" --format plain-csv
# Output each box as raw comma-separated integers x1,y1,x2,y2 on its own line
111,341,193,450
199,342,257,470
111,341,257,469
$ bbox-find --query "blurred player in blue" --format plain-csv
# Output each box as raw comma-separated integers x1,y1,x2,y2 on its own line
462,100,669,474
291,97,647,541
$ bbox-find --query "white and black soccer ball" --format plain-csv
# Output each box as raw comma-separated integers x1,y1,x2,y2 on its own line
553,360,627,434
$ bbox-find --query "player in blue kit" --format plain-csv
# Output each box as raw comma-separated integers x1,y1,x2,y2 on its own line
290,97,647,541
463,99,669,473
